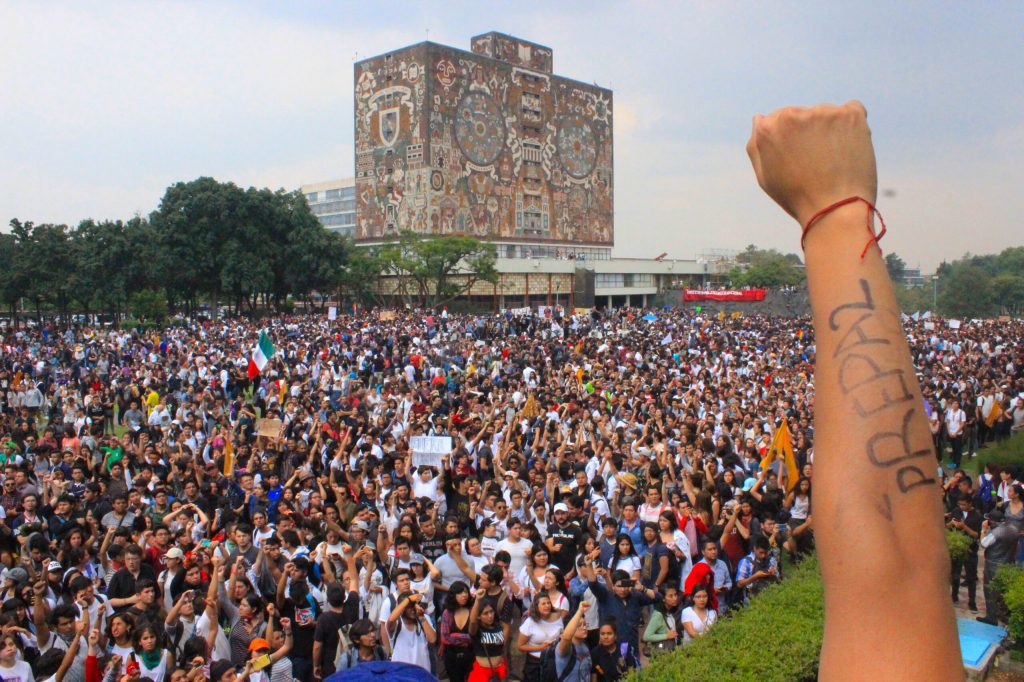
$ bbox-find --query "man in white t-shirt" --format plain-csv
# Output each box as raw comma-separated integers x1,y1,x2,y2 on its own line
496,519,530,577
945,399,967,468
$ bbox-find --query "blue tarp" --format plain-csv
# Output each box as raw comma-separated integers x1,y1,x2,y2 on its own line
324,662,438,682
642,314,657,321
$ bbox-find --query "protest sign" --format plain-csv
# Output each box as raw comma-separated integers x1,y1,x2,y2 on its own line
256,418,283,440
410,436,451,468
328,306,337,320
948,319,961,330
380,310,397,321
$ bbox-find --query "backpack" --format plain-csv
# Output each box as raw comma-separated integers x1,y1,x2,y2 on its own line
539,642,577,682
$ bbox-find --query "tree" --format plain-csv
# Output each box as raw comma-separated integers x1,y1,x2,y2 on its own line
991,273,1024,315
129,289,169,323
884,253,907,282
730,246,805,288
381,231,498,308
939,265,996,318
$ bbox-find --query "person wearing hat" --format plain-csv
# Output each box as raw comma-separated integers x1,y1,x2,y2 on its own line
978,508,1020,625
546,502,583,576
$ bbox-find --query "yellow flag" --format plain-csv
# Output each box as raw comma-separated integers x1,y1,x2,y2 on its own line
223,438,234,476
985,401,1003,427
759,419,800,492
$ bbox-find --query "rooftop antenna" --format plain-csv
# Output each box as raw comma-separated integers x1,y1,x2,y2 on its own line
425,28,430,41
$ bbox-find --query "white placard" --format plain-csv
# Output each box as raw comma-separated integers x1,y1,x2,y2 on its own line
410,436,452,468
923,321,935,331
509,306,532,317
948,319,961,330
328,306,337,320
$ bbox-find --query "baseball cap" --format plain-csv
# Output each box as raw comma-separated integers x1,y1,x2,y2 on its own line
409,553,425,565
248,638,271,652
47,560,63,572
3,567,28,584
553,502,569,513
986,509,1006,523
165,547,185,560
352,520,370,532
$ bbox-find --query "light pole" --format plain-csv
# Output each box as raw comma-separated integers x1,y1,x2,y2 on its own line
931,275,938,310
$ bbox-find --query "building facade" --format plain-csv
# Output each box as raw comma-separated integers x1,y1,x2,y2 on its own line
354,32,613,254
302,178,356,235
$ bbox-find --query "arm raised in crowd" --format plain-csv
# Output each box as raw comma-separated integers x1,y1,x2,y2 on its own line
747,101,961,681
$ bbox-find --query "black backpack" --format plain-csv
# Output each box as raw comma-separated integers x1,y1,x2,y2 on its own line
539,642,577,682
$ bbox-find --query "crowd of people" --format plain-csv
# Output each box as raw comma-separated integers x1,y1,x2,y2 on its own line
0,305,1021,682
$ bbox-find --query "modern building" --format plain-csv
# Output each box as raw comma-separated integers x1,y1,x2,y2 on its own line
301,178,356,236
300,32,735,309
353,32,613,257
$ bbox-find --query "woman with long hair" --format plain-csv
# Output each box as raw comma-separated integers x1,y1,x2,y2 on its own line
680,584,718,643
438,581,474,682
657,511,692,584
130,622,173,682
605,533,641,582
468,595,506,682
516,544,551,609
642,584,683,653
516,594,564,682
107,612,136,660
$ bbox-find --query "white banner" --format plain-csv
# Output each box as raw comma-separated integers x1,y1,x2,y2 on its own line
410,436,452,468
948,319,961,329
328,306,337,320
923,321,936,331
509,307,532,317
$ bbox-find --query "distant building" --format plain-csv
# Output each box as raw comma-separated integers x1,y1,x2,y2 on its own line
353,31,613,256
899,267,927,287
301,178,356,235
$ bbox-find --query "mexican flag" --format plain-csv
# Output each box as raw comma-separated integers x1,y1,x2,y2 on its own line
247,330,275,379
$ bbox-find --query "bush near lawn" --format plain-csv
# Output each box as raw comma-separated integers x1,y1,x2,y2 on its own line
630,535,975,682
973,431,1024,478
994,565,1024,642
627,555,825,682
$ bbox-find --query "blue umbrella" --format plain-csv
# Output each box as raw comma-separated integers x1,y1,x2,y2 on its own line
324,662,438,682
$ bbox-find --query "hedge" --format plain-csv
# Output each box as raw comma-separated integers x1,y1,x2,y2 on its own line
627,555,825,682
630,535,974,682
994,565,1024,641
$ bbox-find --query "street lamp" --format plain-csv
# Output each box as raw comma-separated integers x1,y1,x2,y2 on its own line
932,275,938,310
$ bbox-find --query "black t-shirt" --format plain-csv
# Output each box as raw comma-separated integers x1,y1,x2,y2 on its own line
591,644,628,682
472,624,505,660
313,602,356,674
284,594,321,658
420,533,445,563
549,522,583,573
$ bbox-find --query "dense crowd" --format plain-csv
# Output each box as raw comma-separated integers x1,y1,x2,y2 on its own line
0,306,1022,682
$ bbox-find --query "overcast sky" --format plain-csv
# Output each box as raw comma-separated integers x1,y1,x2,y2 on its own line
3,1,1022,271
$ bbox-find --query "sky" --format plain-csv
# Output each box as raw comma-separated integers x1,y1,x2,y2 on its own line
2,1,1022,272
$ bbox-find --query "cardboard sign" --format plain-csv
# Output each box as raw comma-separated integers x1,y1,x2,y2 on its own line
410,436,452,468
380,310,397,321
328,307,337,320
256,418,283,440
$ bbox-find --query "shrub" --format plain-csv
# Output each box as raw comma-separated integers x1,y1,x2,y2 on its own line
628,555,824,682
994,565,1024,641
946,528,973,564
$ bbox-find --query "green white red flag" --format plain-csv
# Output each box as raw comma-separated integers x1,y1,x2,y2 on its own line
247,330,275,379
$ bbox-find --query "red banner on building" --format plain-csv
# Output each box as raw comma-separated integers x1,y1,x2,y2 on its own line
683,288,766,302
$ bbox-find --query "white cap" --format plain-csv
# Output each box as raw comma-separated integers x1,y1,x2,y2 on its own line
553,502,569,513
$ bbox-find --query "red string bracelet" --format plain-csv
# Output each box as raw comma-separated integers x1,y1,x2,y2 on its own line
801,196,887,258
